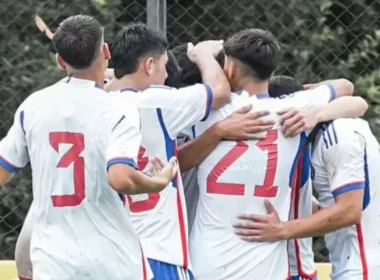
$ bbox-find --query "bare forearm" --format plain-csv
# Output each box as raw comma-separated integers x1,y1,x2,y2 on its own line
109,168,166,195
282,204,360,239
194,55,230,108
316,96,368,122
178,124,222,172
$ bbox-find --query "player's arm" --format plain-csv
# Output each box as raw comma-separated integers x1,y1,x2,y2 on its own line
233,127,365,241
278,79,360,137
177,105,274,172
187,41,231,108
279,129,366,238
0,107,29,185
280,96,368,137
106,113,177,195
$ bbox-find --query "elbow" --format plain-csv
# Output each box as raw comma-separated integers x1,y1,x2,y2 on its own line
338,79,354,97
356,97,369,116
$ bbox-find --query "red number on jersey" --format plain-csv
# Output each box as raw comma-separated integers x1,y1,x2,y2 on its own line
49,132,85,207
207,130,279,197
127,146,160,213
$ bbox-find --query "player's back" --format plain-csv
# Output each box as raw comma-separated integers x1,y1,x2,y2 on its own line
190,93,311,279
23,79,144,280
313,118,380,280
111,84,213,270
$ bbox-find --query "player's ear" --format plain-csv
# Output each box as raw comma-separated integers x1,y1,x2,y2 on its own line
144,56,154,76
223,57,235,81
103,43,111,61
56,54,66,70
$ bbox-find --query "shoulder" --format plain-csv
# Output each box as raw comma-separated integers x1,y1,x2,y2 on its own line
20,83,63,111
316,118,365,151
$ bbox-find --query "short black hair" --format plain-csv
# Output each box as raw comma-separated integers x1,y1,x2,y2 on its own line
53,15,104,70
165,43,225,87
111,23,168,79
269,75,303,98
224,28,281,81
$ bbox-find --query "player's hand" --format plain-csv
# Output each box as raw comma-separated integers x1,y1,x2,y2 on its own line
233,200,286,242
214,104,275,140
187,40,224,62
278,107,320,137
150,157,178,191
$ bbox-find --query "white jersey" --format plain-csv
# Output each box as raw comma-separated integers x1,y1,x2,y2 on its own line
288,160,317,278
312,118,380,280
188,85,336,280
111,84,213,269
177,134,200,233
0,77,147,280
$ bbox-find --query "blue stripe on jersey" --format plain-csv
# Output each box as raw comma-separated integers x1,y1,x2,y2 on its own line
300,145,311,188
0,156,19,173
120,87,138,93
362,135,370,210
20,110,26,135
201,84,213,121
328,83,337,100
332,182,365,198
112,115,125,132
156,108,177,188
148,258,194,280
106,157,137,171
291,276,318,280
191,125,196,139
320,122,338,149
256,92,270,99
288,132,307,187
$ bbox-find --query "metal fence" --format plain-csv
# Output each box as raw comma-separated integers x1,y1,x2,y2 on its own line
1,0,380,262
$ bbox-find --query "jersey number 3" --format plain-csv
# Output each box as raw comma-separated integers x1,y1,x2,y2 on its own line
127,146,160,213
207,130,278,197
49,132,85,207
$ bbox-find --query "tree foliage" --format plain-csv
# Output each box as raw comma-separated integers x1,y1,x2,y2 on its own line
0,0,379,260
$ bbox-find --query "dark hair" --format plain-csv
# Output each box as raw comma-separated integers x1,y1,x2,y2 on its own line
165,43,225,87
53,15,104,70
269,75,303,98
111,23,168,79
224,28,280,81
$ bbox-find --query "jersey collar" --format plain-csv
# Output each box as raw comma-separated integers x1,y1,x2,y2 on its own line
120,88,138,93
235,90,270,99
66,76,102,89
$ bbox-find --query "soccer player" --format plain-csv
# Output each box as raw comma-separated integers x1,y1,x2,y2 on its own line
234,76,379,280
166,43,275,231
175,29,366,279
107,23,253,279
268,75,321,280
0,15,177,280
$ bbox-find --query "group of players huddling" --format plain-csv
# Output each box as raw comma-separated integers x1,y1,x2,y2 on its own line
0,14,379,280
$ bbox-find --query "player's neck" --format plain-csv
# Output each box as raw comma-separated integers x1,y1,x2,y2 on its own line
112,74,148,92
238,79,268,97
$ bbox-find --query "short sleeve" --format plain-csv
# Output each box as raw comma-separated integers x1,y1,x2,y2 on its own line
321,122,365,198
284,84,336,108
0,107,29,172
106,112,141,171
144,84,213,138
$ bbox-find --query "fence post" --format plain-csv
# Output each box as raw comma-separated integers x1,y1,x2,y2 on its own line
146,0,167,35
